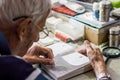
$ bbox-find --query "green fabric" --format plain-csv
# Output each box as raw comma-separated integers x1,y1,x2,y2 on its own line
111,0,120,8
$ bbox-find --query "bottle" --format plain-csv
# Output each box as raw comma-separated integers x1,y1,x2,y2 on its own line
99,1,111,22
109,27,120,48
93,2,99,20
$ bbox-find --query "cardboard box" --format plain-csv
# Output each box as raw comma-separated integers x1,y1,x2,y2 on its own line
85,22,120,45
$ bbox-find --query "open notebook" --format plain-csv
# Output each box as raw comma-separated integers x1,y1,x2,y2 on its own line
42,42,91,80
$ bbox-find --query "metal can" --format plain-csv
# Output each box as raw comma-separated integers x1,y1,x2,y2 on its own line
109,27,120,48
99,1,111,22
118,26,120,49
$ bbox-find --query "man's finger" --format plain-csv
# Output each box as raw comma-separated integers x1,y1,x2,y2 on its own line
46,48,54,59
84,40,94,54
37,57,54,65
34,45,54,60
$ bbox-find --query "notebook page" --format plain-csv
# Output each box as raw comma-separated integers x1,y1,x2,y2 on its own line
47,42,75,57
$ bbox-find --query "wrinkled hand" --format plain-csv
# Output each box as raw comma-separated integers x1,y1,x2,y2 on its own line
79,40,107,77
23,43,54,65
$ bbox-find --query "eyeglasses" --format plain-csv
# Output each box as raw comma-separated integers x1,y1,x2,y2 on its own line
39,26,50,39
13,16,50,39
13,16,29,21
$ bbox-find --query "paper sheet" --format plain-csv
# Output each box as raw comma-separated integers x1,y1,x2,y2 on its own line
47,42,75,56
62,52,89,66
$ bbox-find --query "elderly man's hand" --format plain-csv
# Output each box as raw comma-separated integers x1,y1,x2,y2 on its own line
23,43,54,65
79,40,107,77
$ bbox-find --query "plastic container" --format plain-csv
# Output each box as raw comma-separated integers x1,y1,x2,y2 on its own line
93,2,99,20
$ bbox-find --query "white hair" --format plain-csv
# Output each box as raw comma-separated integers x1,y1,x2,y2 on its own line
0,0,51,27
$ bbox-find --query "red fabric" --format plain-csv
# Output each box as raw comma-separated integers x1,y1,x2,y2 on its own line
52,4,76,16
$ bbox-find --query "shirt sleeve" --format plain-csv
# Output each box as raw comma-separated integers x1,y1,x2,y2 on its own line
35,73,49,80
0,55,47,80
26,68,48,80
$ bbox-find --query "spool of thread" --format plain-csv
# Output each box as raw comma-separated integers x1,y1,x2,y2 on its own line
55,32,70,42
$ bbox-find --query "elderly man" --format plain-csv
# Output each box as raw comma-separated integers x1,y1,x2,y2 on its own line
0,0,110,80
0,0,54,80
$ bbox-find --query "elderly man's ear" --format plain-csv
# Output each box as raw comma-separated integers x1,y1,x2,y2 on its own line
16,17,32,41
